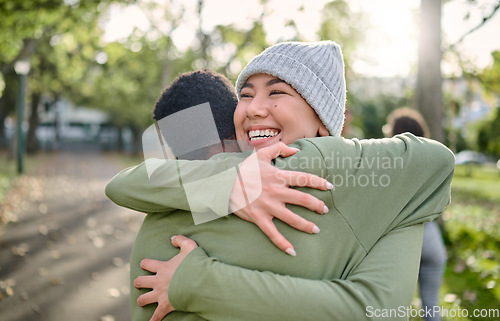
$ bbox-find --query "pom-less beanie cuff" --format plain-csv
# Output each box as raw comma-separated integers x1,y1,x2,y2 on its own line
236,41,346,137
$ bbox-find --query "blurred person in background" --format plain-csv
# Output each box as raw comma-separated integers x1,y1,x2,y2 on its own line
384,107,447,321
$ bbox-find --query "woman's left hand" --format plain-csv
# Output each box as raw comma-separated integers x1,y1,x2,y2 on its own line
133,235,198,321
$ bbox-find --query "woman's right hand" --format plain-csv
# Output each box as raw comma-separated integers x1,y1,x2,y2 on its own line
229,142,333,256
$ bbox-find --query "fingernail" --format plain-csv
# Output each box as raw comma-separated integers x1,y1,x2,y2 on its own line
323,205,329,214
171,235,177,241
326,182,334,190
289,147,300,152
312,225,320,234
285,248,296,257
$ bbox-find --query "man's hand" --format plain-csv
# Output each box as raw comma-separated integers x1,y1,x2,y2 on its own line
134,235,198,321
229,142,333,256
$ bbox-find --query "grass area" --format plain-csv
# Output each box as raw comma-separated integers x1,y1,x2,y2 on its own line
0,155,18,203
0,152,38,204
412,164,500,320
451,164,500,205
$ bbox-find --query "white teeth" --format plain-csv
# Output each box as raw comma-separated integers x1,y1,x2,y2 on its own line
248,129,279,141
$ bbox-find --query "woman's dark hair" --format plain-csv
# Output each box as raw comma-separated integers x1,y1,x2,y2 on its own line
385,107,430,138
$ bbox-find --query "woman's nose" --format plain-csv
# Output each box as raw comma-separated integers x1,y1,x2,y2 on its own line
246,95,270,118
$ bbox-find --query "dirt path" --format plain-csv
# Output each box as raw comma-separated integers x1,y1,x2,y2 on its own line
0,149,144,321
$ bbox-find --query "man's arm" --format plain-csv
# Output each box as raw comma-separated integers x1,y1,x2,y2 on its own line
106,145,330,216
105,157,242,215
106,144,333,253
168,225,424,321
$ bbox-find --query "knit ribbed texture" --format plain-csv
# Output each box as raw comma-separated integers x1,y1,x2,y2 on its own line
236,41,346,137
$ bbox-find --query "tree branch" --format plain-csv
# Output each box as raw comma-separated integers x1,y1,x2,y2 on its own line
450,1,500,48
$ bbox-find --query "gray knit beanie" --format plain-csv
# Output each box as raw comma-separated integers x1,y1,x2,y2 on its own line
236,41,346,136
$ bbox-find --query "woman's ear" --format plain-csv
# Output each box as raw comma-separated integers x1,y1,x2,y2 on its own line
318,124,329,137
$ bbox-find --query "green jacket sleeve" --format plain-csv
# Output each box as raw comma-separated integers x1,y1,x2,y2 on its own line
105,156,243,215
169,224,425,321
286,133,455,250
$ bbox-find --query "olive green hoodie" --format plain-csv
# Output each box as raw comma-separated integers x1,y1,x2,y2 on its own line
105,134,454,321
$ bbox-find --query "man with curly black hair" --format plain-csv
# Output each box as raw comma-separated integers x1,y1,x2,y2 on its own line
153,69,238,147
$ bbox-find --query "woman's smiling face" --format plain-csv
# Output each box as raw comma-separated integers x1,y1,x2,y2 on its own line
234,73,328,151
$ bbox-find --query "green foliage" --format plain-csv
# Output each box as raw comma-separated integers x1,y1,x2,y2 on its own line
0,1,130,118
445,127,469,153
352,94,411,138
0,0,127,67
318,0,365,63
476,108,500,158
81,39,163,129
317,0,366,107
358,102,384,138
473,51,500,158
435,164,500,320
0,0,370,152
451,164,500,204
0,152,36,203
479,51,500,94
214,21,269,82
0,155,16,202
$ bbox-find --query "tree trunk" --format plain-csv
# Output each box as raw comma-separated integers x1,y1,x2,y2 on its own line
415,0,444,142
161,58,172,89
0,38,37,150
0,103,9,149
197,0,210,68
116,126,124,151
131,125,142,156
0,70,19,150
26,92,41,154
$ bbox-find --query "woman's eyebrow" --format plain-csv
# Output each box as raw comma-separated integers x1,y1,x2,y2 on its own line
266,78,286,86
241,82,254,89
241,77,285,90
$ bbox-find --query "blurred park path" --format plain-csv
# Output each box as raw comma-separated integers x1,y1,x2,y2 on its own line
0,144,143,321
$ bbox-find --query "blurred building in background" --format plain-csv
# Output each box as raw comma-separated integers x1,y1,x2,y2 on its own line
4,99,133,152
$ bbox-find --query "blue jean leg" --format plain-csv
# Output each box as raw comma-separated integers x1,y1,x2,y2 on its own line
419,221,447,321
